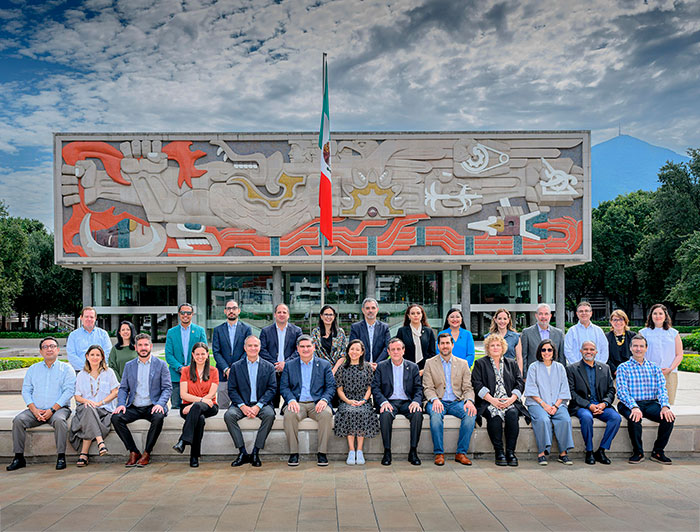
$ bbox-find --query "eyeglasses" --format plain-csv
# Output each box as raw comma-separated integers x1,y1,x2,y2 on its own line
41,344,59,350
225,306,238,310
610,317,624,322
179,311,193,315
321,313,335,318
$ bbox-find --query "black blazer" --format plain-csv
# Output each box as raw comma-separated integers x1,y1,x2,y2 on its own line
566,359,616,413
395,325,436,369
259,322,303,366
605,330,634,377
212,320,253,381
371,358,423,408
228,357,277,407
349,320,391,363
471,356,529,423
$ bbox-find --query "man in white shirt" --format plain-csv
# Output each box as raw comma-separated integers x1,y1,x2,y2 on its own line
564,301,609,365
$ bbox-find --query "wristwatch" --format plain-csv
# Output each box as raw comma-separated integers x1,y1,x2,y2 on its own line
49,407,56,414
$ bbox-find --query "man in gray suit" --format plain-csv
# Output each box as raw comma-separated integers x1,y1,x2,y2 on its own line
521,303,565,376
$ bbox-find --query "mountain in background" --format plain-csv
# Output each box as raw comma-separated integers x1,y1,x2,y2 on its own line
591,134,690,206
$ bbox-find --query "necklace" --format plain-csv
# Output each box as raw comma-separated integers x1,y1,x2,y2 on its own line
615,334,625,346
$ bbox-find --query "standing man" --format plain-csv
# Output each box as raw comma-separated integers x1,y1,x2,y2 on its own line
66,307,113,372
280,335,336,467
165,303,207,409
564,301,609,365
616,334,675,464
224,335,277,468
112,333,172,467
521,303,565,375
422,333,477,466
349,297,391,367
7,337,76,471
567,341,621,465
212,299,252,409
259,303,302,407
371,338,423,466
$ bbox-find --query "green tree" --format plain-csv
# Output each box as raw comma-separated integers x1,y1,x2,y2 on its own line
669,230,700,310
0,201,30,316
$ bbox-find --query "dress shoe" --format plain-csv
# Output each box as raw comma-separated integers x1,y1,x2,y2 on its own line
251,449,262,467
585,451,596,465
172,440,186,454
495,451,508,466
56,456,67,470
628,452,644,464
136,452,151,467
381,449,392,466
594,448,611,465
407,449,421,466
650,451,672,464
231,453,251,467
317,453,329,466
6,456,26,471
455,453,472,466
434,454,445,466
506,450,519,467
189,456,199,468
125,451,141,467
288,453,300,467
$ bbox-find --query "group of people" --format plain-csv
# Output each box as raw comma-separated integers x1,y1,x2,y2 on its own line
6,299,682,471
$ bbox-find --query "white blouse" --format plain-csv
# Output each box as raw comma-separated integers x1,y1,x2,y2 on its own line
75,368,120,412
640,327,679,372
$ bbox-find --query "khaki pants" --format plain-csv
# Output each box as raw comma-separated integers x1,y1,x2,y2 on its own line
283,401,333,454
665,372,678,405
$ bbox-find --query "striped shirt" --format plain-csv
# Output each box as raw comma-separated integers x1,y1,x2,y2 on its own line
616,357,669,410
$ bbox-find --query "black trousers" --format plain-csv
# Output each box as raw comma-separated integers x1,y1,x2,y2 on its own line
112,405,165,454
379,399,423,450
618,400,674,454
179,402,219,458
483,408,519,453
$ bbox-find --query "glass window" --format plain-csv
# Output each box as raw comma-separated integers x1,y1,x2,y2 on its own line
376,272,440,325
208,273,274,331
118,272,179,306
92,272,111,306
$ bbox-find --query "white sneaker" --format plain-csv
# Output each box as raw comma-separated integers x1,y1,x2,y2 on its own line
346,451,356,465
356,451,365,465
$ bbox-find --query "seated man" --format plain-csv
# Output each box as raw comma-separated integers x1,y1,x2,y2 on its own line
372,338,423,466
567,341,621,465
7,337,76,471
616,334,675,464
422,333,477,466
224,335,277,468
112,333,172,467
280,335,336,466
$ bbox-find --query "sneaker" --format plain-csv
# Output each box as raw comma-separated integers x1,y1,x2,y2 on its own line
288,453,300,467
628,452,645,464
538,455,548,466
355,451,365,465
650,451,672,465
557,454,573,465
346,451,356,465
317,453,329,466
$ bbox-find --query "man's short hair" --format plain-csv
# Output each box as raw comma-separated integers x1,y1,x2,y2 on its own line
580,340,597,350
274,303,289,313
362,297,378,308
631,333,648,347
536,303,551,313
437,332,454,343
244,335,259,345
80,306,96,317
39,337,59,349
134,332,152,343
225,299,239,307
296,334,313,347
178,302,193,313
388,337,405,348
576,301,592,311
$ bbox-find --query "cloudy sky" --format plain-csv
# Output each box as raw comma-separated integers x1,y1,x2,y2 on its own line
1,0,699,230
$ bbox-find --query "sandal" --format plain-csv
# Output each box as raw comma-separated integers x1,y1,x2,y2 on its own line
77,453,89,467
98,442,109,456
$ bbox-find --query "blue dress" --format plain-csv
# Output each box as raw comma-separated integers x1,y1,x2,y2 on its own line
438,328,475,367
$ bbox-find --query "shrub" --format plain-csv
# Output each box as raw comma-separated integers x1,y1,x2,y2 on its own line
679,354,700,372
683,332,700,353
0,357,44,371
0,332,71,339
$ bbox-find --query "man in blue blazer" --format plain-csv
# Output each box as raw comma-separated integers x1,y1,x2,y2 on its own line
212,299,253,408
280,335,336,467
224,336,277,468
349,297,391,366
165,303,207,409
259,303,302,406
112,333,172,467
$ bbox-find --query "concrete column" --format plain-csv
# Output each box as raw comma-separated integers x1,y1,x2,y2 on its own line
110,314,119,332
461,265,471,328
177,267,187,304
82,268,92,308
365,266,376,299
555,264,565,330
272,266,283,307
150,314,158,342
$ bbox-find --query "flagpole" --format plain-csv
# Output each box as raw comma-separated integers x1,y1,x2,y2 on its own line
320,52,327,308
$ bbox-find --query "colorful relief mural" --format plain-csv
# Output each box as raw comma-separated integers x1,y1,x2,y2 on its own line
56,134,588,262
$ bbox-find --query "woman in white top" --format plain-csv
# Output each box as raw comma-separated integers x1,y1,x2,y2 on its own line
70,345,119,466
640,304,684,404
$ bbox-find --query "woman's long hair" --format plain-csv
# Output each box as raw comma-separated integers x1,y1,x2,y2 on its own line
82,345,108,373
317,304,338,336
442,308,466,331
403,304,429,327
344,339,366,369
116,320,136,350
488,308,516,334
189,342,211,382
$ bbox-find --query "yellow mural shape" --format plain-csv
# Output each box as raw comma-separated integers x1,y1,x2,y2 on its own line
231,173,305,209
341,182,403,216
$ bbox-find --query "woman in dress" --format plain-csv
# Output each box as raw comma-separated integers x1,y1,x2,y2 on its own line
108,320,137,381
70,345,120,466
485,308,523,373
606,309,635,377
524,339,574,466
472,334,528,466
172,342,219,467
311,304,348,375
438,308,475,367
333,339,379,465
640,304,684,404
396,303,436,373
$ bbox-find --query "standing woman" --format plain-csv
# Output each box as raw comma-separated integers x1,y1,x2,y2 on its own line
640,304,684,404
438,308,475,367
472,334,529,466
108,321,137,381
70,345,120,467
524,339,574,466
172,342,219,467
333,339,379,465
396,304,436,372
311,304,348,375
606,309,635,377
485,309,523,374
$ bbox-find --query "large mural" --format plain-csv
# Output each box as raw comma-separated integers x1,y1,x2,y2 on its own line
54,132,590,265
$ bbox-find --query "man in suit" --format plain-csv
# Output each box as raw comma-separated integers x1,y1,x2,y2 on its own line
521,303,565,375
224,335,277,468
212,299,253,408
567,340,621,465
259,303,302,407
165,303,207,409
349,297,391,367
423,333,477,466
111,333,172,467
372,337,423,466
280,335,336,466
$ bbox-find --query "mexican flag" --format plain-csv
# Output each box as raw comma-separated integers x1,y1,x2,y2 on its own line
318,53,332,244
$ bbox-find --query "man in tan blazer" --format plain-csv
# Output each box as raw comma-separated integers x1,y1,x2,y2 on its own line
423,332,477,466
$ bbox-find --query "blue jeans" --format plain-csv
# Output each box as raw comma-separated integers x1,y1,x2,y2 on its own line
426,400,476,455
575,407,621,451
528,403,574,454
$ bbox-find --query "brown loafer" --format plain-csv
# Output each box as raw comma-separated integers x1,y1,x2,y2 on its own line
455,453,472,466
434,454,445,466
125,451,141,467
136,452,151,467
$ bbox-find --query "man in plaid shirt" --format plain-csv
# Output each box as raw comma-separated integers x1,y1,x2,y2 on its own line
616,334,676,464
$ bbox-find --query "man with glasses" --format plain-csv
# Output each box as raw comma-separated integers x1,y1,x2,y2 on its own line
564,301,608,365
213,299,252,408
165,303,207,409
7,337,76,471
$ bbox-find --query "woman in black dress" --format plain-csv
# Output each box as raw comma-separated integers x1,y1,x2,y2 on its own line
396,304,436,374
606,309,634,377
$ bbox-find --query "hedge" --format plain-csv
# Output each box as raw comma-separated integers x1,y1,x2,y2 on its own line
679,354,700,373
683,332,700,353
0,332,71,339
0,357,44,371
